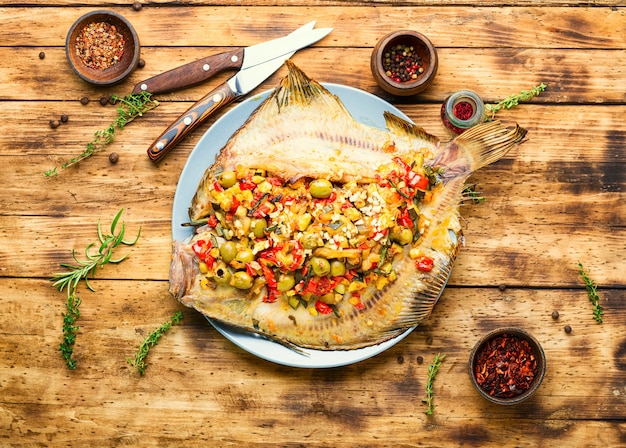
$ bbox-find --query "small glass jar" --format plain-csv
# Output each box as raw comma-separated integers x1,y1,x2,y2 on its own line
440,90,485,134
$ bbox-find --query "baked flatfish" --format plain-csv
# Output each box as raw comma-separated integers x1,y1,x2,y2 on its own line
169,61,527,350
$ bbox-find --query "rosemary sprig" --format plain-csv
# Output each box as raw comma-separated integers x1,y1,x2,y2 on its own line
45,92,159,176
463,184,486,204
484,83,547,120
127,311,184,375
60,294,81,370
578,262,603,323
51,209,141,369
423,353,446,415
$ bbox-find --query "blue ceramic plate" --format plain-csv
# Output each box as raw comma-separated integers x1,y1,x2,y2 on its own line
172,84,420,368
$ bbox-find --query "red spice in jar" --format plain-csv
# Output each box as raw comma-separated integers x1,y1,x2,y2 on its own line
75,21,125,70
474,333,539,398
382,44,424,83
453,101,474,120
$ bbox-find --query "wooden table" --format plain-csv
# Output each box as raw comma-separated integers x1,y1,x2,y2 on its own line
1,1,624,446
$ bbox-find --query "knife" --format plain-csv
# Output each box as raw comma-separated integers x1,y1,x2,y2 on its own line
146,28,332,163
132,21,330,95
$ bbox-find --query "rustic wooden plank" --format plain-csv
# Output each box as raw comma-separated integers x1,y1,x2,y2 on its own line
1,279,624,446
1,6,624,49
2,46,625,103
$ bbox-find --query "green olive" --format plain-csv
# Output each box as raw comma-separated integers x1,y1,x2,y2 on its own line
309,179,333,199
213,263,232,285
310,256,331,276
235,249,255,265
277,274,296,292
218,171,237,188
301,232,320,250
330,260,346,277
379,262,393,275
231,271,253,289
219,241,237,263
391,227,413,245
250,218,267,238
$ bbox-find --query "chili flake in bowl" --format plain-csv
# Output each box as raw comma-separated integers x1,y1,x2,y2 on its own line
370,30,438,97
469,327,546,405
66,10,140,86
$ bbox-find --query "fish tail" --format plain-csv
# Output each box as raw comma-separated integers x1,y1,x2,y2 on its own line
434,121,527,180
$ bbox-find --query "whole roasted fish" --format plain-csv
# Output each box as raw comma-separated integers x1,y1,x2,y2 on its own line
169,61,527,351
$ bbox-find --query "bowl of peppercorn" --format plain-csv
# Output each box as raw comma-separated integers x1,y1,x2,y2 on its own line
66,10,140,86
469,327,546,405
370,30,438,97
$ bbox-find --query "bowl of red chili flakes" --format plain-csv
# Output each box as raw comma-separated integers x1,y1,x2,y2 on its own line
469,327,546,405
66,10,140,86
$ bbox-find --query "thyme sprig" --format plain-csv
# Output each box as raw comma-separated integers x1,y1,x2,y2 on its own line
51,209,141,369
578,262,603,323
484,83,547,120
423,353,446,415
127,311,184,375
45,92,159,176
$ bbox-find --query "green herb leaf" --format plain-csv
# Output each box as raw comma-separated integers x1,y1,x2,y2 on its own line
45,92,159,176
51,209,141,369
578,262,603,323
127,311,184,375
484,83,547,121
423,353,446,415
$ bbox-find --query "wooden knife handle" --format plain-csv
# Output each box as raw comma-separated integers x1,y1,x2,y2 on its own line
132,48,244,95
147,83,237,163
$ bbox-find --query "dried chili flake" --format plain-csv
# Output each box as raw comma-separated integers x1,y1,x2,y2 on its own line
75,21,125,70
474,333,539,398
453,101,474,120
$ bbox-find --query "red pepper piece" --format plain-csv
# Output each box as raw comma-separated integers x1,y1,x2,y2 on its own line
397,208,413,228
315,300,333,315
239,179,257,190
206,215,218,228
212,180,224,192
288,241,305,271
252,202,272,218
260,263,277,289
415,256,434,272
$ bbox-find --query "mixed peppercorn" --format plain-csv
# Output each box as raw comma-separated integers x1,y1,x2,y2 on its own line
382,44,425,83
190,154,440,317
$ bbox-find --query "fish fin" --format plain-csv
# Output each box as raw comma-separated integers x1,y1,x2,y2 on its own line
255,60,351,118
433,121,527,181
169,241,199,303
392,235,459,329
383,111,440,148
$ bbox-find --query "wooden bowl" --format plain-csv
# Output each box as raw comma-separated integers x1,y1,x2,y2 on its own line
469,328,546,405
66,10,140,86
370,30,438,96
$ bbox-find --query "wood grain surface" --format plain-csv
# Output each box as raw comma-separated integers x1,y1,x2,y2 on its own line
1,2,624,447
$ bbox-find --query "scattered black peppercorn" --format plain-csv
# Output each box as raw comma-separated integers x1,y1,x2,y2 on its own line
108,96,117,105
551,311,559,320
39,51,45,60
132,1,142,11
99,96,109,106
60,114,69,123
425,336,433,345
49,119,60,129
80,96,90,105
109,152,119,164
416,356,424,364
498,284,507,291
137,58,146,69
397,355,404,364
564,325,572,334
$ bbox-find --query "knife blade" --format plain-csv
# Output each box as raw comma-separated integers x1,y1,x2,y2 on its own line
132,22,331,95
146,55,294,163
